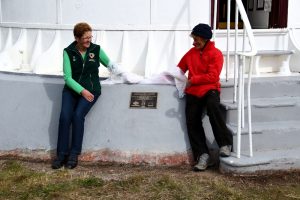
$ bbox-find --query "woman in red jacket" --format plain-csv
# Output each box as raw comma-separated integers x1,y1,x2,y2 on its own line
178,23,233,172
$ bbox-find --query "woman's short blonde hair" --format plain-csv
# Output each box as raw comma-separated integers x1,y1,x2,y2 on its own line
73,22,92,38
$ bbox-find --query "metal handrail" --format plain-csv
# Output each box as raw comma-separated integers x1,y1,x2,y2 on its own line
213,0,257,158
235,0,257,158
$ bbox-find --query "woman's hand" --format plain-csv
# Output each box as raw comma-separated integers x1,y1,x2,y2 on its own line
186,80,192,88
81,89,94,102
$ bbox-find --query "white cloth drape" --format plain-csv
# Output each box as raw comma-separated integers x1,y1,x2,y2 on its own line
102,66,187,98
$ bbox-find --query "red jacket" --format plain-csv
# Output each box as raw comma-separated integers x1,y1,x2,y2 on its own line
177,41,224,97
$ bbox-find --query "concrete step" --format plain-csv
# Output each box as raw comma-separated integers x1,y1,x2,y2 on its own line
218,75,300,173
228,121,300,152
221,96,300,124
219,147,300,173
220,76,300,100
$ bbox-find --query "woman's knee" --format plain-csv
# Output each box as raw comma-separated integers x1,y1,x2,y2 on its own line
72,110,85,122
59,111,72,124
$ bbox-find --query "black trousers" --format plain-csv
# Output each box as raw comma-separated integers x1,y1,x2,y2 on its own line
185,90,233,161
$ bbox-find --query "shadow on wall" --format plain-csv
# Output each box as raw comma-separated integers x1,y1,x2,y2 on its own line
165,90,189,150
42,79,64,155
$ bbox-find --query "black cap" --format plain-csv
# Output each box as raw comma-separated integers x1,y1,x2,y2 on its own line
191,23,212,39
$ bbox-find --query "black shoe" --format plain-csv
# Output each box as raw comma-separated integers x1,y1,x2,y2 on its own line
51,154,67,169
65,154,78,169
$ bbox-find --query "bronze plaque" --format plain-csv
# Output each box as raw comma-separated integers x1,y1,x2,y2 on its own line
129,92,158,109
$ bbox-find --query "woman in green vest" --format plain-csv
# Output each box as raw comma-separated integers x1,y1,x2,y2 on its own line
52,22,117,169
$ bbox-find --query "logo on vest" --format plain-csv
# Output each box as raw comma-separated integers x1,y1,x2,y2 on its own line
88,53,96,62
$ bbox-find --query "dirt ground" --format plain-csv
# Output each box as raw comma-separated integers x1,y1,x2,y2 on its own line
4,158,300,183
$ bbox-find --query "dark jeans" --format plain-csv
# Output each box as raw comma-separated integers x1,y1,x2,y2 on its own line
185,90,233,161
56,88,99,156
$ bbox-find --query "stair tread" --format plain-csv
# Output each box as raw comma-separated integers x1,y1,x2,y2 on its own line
228,120,300,135
220,147,300,168
221,75,300,86
221,96,300,110
221,50,295,56
219,76,300,172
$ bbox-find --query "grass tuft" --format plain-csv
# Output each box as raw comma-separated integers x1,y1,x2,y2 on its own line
112,175,146,192
77,177,104,188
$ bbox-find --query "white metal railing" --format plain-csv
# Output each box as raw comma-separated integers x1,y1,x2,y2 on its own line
213,0,257,158
0,0,2,23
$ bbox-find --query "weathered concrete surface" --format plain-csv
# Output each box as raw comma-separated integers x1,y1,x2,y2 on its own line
220,76,300,173
0,72,218,165
220,147,300,173
0,149,193,165
4,72,300,172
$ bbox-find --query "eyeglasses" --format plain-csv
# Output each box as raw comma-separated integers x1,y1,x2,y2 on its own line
81,35,93,41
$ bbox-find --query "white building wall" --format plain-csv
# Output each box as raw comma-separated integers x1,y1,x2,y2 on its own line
288,0,300,28
0,0,208,28
61,0,151,26
0,0,300,76
0,0,211,76
1,0,57,24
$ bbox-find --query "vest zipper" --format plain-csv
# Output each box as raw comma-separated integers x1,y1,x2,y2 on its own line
78,51,85,83
90,74,94,91
78,63,85,83
69,44,96,85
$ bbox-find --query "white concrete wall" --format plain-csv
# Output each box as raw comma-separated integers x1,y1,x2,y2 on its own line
0,72,223,164
0,72,189,164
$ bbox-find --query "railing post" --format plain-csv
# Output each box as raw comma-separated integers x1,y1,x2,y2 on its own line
234,2,239,103
226,0,231,81
247,56,254,157
241,25,246,128
237,54,243,159
213,0,218,41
